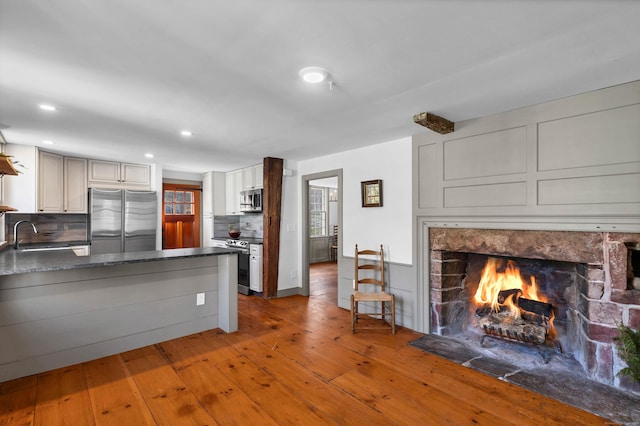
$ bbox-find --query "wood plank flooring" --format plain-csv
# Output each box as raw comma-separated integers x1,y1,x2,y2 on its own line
0,262,613,425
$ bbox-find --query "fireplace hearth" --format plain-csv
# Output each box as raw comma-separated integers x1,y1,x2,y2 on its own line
428,228,640,394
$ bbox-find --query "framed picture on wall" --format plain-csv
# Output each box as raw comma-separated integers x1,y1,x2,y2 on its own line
361,179,383,207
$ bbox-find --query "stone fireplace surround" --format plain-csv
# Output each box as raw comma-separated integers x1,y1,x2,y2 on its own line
429,228,640,392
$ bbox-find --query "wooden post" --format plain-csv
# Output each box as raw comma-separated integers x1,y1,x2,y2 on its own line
262,157,283,299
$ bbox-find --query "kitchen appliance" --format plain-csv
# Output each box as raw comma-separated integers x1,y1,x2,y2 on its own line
240,188,263,213
89,188,157,254
249,244,263,292
225,238,251,294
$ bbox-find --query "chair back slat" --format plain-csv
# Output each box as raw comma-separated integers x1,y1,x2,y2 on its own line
354,244,385,292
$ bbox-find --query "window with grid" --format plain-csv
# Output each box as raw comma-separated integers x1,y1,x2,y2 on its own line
164,190,195,215
309,186,327,237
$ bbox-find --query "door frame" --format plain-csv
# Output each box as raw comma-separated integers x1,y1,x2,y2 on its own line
301,169,342,298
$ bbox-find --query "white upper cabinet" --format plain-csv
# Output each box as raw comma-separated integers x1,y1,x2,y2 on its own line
63,157,88,213
37,151,64,212
203,171,226,217
225,169,243,215
88,160,150,189
254,164,263,189
243,164,263,190
37,150,88,213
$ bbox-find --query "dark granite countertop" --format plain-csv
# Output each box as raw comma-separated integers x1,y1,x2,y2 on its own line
0,246,244,277
212,237,264,245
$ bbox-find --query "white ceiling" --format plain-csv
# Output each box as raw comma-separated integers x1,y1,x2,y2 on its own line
1,1,639,174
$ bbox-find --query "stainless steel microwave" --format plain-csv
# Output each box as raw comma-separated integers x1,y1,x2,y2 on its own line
240,188,263,213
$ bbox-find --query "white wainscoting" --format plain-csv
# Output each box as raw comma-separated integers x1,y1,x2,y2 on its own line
413,80,640,224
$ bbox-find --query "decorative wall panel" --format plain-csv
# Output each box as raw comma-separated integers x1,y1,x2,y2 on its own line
538,104,640,171
417,143,438,208
444,182,527,208
443,127,526,180
538,173,640,205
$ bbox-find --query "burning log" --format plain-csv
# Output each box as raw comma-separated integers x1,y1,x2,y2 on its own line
478,312,547,345
473,258,558,348
497,289,521,304
518,297,552,317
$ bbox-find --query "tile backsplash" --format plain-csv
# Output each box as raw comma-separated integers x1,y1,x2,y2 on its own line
214,214,263,239
6,213,89,245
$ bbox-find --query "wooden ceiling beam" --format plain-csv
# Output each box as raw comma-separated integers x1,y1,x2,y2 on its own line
413,112,454,134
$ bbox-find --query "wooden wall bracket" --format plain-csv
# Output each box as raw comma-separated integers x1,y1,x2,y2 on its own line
413,112,454,134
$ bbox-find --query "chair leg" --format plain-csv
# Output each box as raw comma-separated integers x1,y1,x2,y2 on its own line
350,294,355,333
391,296,396,334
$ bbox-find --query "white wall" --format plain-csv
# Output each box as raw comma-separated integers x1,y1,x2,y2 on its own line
297,136,413,265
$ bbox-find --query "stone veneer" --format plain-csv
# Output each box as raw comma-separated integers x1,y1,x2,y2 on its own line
429,228,640,392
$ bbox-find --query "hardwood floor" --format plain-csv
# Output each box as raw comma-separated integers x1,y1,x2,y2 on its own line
0,262,611,425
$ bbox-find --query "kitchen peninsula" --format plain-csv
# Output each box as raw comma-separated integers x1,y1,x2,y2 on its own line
0,246,240,383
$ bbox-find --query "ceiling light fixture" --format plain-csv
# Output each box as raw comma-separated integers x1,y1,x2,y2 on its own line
180,130,193,136
42,140,54,145
39,104,56,111
145,153,154,159
299,67,329,84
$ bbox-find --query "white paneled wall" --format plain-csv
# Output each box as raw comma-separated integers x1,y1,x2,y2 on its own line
414,80,640,229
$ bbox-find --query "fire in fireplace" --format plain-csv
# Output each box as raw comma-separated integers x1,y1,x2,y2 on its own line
473,257,559,350
428,228,640,393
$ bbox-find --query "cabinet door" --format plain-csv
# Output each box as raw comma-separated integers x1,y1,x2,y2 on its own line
243,166,255,190
225,169,243,214
38,151,64,212
225,171,237,214
233,169,244,211
121,163,150,185
63,157,88,213
254,164,264,189
89,160,120,183
211,171,226,215
202,215,214,247
202,172,213,216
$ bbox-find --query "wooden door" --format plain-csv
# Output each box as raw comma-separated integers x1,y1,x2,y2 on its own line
162,183,201,249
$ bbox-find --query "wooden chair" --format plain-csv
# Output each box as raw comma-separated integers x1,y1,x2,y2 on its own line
350,244,396,334
329,225,338,262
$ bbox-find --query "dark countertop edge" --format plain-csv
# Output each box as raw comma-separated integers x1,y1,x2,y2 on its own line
0,246,244,277
17,241,91,249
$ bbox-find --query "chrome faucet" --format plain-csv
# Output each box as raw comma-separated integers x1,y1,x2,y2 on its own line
13,220,39,249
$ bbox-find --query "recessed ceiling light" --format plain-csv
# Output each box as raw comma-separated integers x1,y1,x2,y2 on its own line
145,153,154,159
39,104,57,111
299,67,329,83
180,130,193,136
42,140,54,145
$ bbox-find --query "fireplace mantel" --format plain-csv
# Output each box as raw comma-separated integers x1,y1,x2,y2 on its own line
426,226,640,392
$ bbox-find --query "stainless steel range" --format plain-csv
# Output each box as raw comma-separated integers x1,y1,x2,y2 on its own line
212,238,262,295
226,239,249,248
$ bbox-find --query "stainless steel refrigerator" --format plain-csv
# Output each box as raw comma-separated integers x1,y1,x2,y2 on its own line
90,188,158,254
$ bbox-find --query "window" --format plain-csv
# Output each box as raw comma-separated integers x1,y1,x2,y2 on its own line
309,186,327,237
164,189,195,215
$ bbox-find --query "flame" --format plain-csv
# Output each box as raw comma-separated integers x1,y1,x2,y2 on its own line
473,258,540,312
473,257,557,343
547,311,557,340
